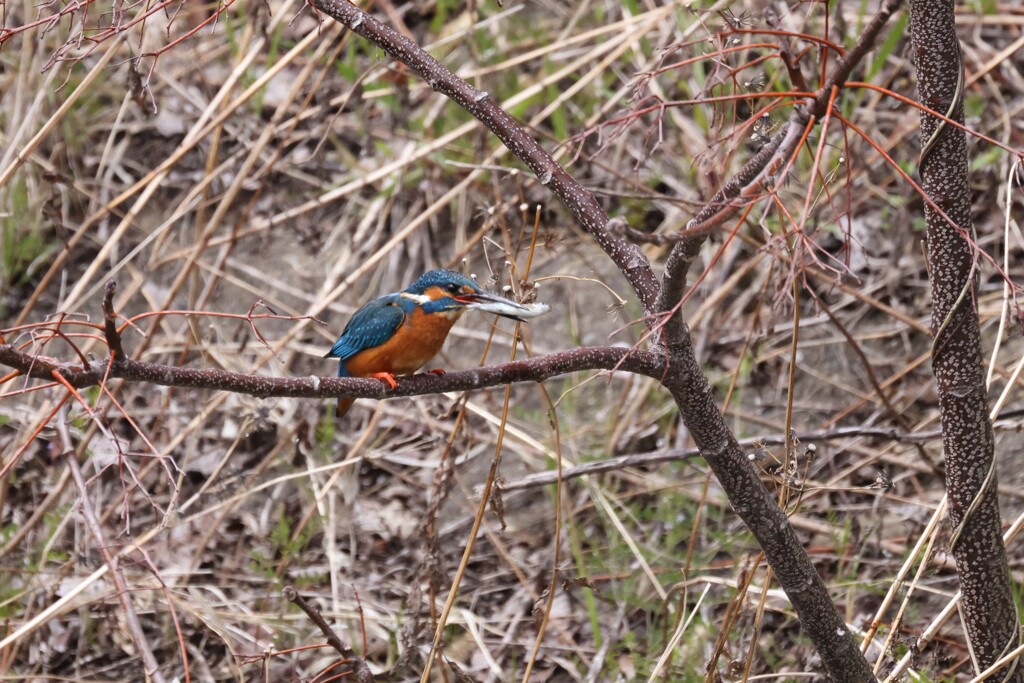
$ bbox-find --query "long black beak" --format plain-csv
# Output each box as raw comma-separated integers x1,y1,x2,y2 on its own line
455,291,550,321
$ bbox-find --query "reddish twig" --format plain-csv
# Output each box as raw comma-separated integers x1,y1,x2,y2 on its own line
658,0,907,316
732,28,845,58
0,394,71,481
846,80,1024,158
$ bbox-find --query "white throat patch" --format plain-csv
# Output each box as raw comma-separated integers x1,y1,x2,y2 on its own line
399,292,432,305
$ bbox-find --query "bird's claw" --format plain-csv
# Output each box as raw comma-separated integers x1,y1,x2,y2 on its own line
369,372,398,390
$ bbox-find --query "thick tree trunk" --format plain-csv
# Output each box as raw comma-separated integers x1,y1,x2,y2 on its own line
909,0,1022,678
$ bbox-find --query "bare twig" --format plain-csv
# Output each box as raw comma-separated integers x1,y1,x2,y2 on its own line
658,0,907,316
309,0,662,318
656,124,791,324
101,279,125,359
282,586,375,683
295,1,909,678
55,413,167,683
809,0,905,119
500,424,948,491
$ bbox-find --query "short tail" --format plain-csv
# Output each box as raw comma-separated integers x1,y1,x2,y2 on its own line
334,361,354,417
336,397,356,418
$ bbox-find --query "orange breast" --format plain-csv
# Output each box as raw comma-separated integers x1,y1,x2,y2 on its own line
344,307,463,377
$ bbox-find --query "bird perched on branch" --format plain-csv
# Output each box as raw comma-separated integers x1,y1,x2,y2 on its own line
325,268,546,417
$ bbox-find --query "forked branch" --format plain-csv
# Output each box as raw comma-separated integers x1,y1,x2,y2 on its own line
309,0,662,317
658,0,906,316
299,1,900,679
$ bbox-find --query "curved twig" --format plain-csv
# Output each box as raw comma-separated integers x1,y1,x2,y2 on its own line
657,0,907,317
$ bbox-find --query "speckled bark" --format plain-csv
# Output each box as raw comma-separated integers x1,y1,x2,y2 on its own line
909,0,1021,677
310,0,661,318
303,1,884,678
660,333,876,682
653,120,875,683
0,343,666,400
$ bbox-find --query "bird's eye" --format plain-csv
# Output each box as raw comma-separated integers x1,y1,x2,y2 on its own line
447,283,461,293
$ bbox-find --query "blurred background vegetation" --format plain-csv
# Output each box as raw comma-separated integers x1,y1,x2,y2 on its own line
1,0,1022,680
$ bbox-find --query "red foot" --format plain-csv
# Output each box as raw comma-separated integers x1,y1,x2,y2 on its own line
427,368,446,376
369,372,398,389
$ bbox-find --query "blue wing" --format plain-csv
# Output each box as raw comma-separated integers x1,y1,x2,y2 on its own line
325,294,408,375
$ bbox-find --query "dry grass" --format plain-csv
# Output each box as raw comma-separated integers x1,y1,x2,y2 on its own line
1,0,1023,680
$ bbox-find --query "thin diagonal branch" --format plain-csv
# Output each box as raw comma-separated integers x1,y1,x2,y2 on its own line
658,0,906,315
310,0,662,318
102,279,126,359
55,413,166,683
283,586,375,683
298,3,890,679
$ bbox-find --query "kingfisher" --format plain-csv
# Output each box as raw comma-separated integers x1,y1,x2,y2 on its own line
325,269,539,417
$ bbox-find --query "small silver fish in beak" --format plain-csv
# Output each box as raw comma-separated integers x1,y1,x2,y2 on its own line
454,290,551,322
